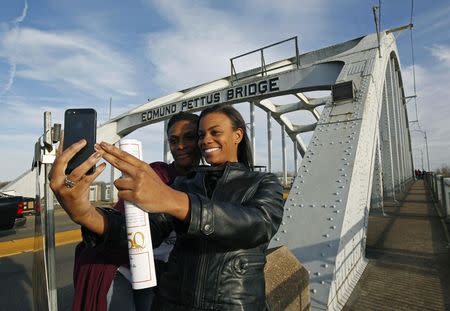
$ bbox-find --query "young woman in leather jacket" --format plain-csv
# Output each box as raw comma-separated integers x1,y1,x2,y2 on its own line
51,104,284,310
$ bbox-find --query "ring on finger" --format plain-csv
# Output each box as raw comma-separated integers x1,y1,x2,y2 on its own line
64,176,77,188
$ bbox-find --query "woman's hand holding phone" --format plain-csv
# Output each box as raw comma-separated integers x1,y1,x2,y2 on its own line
49,138,108,234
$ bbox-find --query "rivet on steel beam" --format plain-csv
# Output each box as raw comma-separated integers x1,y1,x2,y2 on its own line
323,234,329,238
334,210,341,213
287,215,292,218
322,264,328,268
331,226,336,229
336,199,342,202
275,237,280,241
310,204,315,208
311,289,317,294
328,217,333,221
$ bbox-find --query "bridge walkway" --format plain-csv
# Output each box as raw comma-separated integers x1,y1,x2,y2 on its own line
344,180,450,310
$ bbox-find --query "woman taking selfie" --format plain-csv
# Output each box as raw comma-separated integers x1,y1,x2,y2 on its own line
98,104,283,310
51,104,284,310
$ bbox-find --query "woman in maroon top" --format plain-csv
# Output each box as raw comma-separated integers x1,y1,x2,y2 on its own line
50,112,201,311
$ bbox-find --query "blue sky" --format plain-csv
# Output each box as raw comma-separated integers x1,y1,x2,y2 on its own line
0,0,449,181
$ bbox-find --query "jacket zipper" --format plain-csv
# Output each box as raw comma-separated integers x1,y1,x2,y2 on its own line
194,165,230,306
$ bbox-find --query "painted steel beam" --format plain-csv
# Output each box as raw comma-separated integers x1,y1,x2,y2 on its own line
270,32,414,310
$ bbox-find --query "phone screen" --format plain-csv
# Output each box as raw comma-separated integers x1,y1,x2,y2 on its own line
63,108,97,175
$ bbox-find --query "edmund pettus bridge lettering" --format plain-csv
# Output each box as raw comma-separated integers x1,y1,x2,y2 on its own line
141,77,280,122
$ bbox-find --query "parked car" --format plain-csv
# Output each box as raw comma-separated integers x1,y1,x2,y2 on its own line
0,193,27,230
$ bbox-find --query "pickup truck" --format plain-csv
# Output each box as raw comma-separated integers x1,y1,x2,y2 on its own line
0,193,27,230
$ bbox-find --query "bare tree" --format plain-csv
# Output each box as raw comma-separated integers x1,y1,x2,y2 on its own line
435,164,450,177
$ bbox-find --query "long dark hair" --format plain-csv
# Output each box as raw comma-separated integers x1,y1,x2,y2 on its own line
199,104,253,169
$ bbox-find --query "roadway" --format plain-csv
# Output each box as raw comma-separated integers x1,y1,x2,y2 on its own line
0,207,79,243
0,242,76,310
0,206,96,310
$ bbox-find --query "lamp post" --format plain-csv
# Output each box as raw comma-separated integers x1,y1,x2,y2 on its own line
412,129,430,172
420,149,424,170
424,130,430,172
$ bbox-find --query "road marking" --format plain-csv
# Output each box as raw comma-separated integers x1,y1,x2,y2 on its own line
0,229,82,258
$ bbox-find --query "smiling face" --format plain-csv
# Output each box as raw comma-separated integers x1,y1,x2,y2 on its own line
198,112,243,166
168,119,200,171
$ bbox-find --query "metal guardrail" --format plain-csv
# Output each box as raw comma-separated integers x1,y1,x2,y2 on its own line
230,36,300,85
424,172,450,223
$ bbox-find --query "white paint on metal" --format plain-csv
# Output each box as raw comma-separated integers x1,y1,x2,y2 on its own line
270,32,413,310
267,111,272,172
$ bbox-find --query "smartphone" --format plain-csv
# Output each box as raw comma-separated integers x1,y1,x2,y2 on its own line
63,108,97,175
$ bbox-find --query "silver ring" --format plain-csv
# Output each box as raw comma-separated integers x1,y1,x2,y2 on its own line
64,176,76,188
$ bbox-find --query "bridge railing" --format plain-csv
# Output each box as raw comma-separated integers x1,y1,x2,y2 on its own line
424,172,450,222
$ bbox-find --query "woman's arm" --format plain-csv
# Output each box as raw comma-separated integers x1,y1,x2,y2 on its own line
182,173,284,249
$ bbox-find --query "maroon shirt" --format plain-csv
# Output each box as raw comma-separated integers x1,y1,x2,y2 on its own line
72,162,179,311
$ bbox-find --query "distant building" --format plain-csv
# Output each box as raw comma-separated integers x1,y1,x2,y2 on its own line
89,181,111,202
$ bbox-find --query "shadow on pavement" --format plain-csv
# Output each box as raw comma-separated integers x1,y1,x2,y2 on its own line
0,256,32,310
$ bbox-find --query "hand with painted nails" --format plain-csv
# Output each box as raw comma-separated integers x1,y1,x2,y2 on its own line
49,138,108,234
97,142,190,220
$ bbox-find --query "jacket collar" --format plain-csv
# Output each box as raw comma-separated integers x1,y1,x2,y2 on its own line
194,162,248,172
187,162,249,178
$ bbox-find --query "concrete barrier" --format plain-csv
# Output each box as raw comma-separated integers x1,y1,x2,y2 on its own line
265,246,310,311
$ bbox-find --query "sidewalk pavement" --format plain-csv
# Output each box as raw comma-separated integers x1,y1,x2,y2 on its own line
344,180,450,310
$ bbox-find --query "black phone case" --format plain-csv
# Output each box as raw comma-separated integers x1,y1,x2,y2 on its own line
63,108,97,175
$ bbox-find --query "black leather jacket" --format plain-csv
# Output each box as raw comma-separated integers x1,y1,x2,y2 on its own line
90,162,283,310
